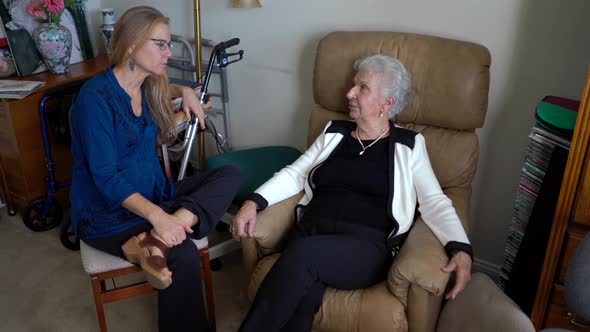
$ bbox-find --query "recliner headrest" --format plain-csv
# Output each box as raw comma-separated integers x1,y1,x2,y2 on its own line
313,31,491,130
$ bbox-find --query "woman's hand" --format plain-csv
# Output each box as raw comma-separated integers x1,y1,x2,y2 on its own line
180,86,206,130
121,193,192,247
231,200,259,238
149,210,194,247
441,251,472,300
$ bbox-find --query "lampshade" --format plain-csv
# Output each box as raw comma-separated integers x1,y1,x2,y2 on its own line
232,0,262,8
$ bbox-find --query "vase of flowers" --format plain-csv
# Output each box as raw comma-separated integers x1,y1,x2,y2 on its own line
27,0,75,74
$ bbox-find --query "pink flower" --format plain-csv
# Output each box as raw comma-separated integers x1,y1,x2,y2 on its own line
44,0,64,14
26,0,47,18
26,0,73,24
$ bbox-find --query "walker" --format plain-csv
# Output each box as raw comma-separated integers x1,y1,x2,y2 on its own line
23,79,90,234
167,37,243,179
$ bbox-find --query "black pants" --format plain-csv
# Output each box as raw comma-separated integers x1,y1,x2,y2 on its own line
238,217,392,332
85,165,242,332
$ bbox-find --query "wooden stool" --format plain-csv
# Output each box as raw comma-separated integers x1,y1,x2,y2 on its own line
80,238,216,332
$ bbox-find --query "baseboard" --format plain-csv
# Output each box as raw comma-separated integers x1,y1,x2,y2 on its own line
473,257,502,282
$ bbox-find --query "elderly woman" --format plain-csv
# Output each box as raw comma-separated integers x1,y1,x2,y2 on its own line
232,54,472,331
69,6,241,331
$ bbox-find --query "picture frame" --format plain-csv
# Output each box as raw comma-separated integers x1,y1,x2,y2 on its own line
0,35,17,78
0,0,43,77
0,0,94,78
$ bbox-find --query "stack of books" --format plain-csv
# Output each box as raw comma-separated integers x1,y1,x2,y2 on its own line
0,79,45,99
172,85,203,113
172,85,204,132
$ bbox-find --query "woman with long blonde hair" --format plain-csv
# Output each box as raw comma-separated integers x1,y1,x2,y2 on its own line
69,6,241,331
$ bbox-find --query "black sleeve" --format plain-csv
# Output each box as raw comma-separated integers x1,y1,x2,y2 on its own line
444,241,474,261
244,193,268,211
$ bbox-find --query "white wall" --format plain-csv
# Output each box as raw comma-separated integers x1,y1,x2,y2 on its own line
92,0,590,265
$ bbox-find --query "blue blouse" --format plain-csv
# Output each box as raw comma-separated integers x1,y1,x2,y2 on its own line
70,68,175,239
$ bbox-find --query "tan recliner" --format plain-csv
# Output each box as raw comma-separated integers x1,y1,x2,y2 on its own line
241,31,490,331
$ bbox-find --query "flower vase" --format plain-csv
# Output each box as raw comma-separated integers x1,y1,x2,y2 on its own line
32,23,72,74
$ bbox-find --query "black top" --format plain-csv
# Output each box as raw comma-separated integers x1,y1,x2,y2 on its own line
301,133,391,234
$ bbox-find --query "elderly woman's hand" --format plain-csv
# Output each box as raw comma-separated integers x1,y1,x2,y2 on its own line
180,86,206,130
231,200,259,238
441,251,472,300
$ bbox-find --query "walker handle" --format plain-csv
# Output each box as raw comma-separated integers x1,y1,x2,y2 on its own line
215,38,240,50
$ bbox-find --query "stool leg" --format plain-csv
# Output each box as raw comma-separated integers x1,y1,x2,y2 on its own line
200,248,216,332
91,275,107,332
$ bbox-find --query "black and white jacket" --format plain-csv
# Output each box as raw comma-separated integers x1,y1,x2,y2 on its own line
248,120,473,257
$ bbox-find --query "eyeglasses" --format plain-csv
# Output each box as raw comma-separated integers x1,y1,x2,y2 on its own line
148,38,173,51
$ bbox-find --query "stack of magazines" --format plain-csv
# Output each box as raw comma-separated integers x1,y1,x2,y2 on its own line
499,124,571,289
0,79,45,99
172,85,203,132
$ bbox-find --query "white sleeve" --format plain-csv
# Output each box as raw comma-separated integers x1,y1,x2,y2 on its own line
412,134,470,246
255,121,331,206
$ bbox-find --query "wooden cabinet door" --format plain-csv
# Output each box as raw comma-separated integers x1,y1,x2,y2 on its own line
531,68,590,328
573,153,590,227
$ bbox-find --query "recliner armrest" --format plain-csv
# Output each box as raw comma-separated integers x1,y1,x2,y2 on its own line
437,273,535,332
388,218,450,332
387,218,450,306
253,192,304,251
388,183,473,302
241,192,304,278
388,184,473,331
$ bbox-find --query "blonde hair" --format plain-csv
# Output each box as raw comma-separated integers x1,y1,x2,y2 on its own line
110,6,175,144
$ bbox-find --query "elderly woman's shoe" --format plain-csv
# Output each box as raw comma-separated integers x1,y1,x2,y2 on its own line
122,232,172,290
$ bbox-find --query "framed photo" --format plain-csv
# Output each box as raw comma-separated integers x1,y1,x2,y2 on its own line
0,0,44,76
0,36,16,78
0,0,94,77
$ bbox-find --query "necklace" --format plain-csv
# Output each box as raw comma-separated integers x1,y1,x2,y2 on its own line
355,126,390,156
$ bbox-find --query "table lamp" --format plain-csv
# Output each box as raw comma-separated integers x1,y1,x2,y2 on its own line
232,0,262,8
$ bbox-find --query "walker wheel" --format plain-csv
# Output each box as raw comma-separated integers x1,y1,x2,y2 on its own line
7,208,17,216
22,197,63,232
60,218,80,251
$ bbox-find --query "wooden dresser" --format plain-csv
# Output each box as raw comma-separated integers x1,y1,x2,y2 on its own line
0,55,109,212
531,70,590,330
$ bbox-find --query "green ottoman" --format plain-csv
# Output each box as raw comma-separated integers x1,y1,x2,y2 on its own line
205,146,302,204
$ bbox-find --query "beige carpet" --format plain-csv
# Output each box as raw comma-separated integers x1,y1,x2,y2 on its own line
0,207,250,332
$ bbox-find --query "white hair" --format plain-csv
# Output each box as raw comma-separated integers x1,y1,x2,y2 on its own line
353,54,411,117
